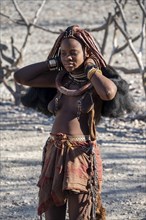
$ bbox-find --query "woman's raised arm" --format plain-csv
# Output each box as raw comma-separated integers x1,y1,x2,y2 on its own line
14,61,58,88
89,71,117,101
85,59,117,101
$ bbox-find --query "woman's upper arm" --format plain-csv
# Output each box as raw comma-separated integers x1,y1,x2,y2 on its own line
14,61,58,88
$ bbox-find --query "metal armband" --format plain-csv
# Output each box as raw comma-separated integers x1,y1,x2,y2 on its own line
46,57,59,71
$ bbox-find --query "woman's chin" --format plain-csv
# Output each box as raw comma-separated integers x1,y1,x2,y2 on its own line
64,66,75,72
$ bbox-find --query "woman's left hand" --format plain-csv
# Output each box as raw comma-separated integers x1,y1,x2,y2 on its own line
84,57,95,68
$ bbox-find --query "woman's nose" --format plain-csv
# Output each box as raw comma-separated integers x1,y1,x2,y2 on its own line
66,55,72,60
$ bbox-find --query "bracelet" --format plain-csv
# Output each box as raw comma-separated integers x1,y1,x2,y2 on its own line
84,64,97,75
87,68,102,80
46,58,58,70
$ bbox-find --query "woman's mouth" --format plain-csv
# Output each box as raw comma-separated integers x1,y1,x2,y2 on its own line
63,63,75,71
64,63,74,68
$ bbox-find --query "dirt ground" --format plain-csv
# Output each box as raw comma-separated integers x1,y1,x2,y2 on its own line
0,0,146,220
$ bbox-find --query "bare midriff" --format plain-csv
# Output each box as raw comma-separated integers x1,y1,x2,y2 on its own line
51,112,90,135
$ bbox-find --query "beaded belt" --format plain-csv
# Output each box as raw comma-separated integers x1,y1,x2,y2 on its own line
50,133,91,142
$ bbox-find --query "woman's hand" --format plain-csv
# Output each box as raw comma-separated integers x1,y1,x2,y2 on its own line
84,57,96,68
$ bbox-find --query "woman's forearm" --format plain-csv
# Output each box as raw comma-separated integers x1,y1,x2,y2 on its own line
14,61,58,87
14,61,48,84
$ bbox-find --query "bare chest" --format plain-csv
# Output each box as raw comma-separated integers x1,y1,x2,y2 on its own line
48,89,94,118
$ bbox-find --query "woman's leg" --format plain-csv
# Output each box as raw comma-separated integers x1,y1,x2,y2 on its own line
45,204,66,220
68,191,92,220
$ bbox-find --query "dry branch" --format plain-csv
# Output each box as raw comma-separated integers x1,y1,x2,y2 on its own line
0,12,25,25
113,66,146,74
113,0,145,94
12,0,29,25
0,0,46,104
32,0,46,25
101,13,112,55
29,23,61,34
114,0,128,33
136,0,146,17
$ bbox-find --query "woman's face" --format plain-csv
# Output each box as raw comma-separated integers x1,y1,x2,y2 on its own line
60,38,86,73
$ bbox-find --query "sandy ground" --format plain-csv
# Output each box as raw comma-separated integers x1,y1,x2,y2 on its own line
0,0,146,220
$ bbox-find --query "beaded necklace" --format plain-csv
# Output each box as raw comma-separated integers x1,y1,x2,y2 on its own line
68,72,87,83
55,71,92,96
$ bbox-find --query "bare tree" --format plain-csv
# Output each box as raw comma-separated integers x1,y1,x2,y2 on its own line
112,0,146,94
0,0,46,105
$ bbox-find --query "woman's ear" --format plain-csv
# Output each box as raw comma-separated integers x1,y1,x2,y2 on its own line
84,47,90,58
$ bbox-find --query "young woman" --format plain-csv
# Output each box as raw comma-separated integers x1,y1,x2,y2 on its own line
14,25,133,220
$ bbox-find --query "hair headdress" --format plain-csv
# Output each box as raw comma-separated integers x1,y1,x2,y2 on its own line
48,25,106,68
63,26,75,38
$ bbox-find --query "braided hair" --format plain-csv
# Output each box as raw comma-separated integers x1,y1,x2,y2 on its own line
47,25,106,68
21,25,134,118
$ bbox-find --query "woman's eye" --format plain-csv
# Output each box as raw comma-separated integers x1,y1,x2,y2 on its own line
61,51,78,56
71,52,78,56
61,52,66,56
70,51,79,56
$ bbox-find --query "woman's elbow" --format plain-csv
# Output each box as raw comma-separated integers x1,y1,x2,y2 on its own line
14,70,26,85
14,71,20,83
105,86,117,100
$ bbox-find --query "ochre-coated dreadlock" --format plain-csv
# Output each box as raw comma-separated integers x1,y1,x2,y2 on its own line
47,25,106,68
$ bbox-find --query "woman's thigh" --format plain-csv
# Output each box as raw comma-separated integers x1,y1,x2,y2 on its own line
45,204,66,220
68,192,92,220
